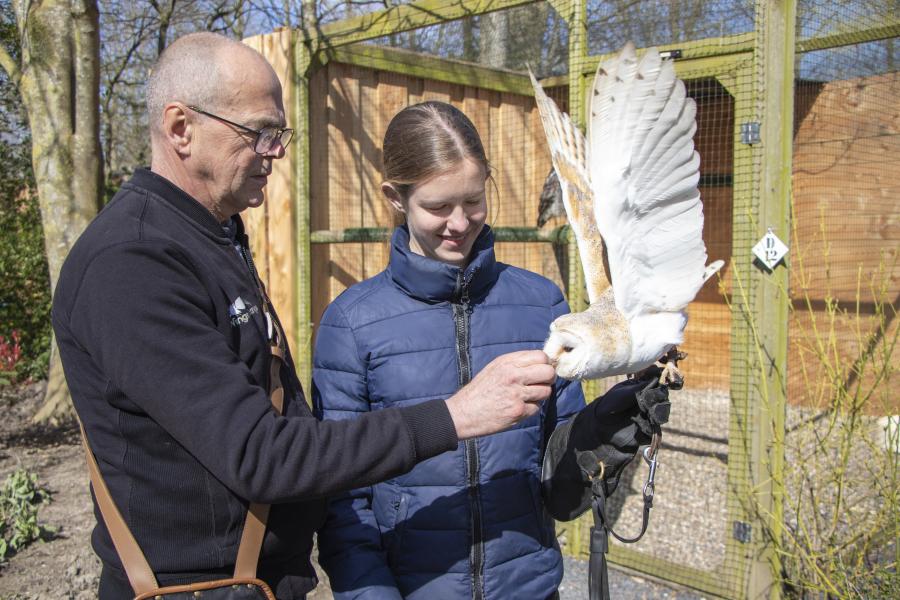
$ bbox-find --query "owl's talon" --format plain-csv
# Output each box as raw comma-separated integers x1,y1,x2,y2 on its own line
659,362,684,389
657,347,685,389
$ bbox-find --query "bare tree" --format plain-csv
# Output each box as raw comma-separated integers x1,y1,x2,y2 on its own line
478,10,508,68
0,0,103,422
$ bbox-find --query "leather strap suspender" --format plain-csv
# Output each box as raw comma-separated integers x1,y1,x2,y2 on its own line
234,344,285,579
78,420,158,594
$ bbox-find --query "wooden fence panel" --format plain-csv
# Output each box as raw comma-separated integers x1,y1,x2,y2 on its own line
788,72,900,412
243,30,296,348
312,61,573,334
241,34,895,402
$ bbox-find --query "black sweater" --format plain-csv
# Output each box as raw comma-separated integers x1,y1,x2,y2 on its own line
52,169,458,597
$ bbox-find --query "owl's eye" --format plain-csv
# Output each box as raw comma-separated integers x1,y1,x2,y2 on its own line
562,346,574,353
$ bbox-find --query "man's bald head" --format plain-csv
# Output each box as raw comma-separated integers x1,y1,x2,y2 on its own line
147,32,277,138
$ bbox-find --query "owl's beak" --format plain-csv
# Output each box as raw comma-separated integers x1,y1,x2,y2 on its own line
543,339,561,367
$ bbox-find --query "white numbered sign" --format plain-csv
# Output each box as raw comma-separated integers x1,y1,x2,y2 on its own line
752,228,789,270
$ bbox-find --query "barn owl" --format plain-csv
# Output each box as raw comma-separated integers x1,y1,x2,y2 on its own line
531,43,723,382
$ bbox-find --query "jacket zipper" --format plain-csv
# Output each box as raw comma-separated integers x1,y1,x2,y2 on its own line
453,271,484,600
236,240,278,390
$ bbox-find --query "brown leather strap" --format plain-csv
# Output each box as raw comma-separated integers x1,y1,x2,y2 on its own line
234,344,284,579
133,577,276,600
233,502,274,580
78,420,158,595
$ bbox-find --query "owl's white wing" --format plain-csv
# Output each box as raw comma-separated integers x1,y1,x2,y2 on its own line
589,43,710,319
529,70,611,304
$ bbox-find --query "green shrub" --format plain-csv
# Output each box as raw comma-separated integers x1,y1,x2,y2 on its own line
0,0,52,384
0,469,55,561
0,188,51,384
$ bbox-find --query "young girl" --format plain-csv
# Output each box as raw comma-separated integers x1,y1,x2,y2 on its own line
313,101,584,599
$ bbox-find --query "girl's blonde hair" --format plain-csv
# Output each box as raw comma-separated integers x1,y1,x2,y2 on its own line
382,101,491,210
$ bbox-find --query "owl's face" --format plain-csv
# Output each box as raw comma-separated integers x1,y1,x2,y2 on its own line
543,313,605,380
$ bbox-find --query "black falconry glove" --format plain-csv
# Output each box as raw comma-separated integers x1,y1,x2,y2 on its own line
541,370,671,522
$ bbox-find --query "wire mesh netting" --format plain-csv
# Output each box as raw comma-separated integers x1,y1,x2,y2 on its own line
369,3,570,78
300,3,753,596
244,1,898,597
307,2,574,327
571,4,754,596
586,0,756,54
781,0,899,595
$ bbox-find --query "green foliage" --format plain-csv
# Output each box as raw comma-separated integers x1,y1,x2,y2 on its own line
0,469,54,561
0,188,51,384
0,0,51,384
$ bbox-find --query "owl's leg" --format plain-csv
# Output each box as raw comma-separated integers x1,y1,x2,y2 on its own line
655,347,687,390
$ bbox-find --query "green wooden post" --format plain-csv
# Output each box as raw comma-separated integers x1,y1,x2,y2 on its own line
293,32,313,392
546,0,596,561
744,1,795,597
725,59,758,600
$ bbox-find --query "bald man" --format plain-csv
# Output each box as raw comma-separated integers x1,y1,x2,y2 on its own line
52,32,555,599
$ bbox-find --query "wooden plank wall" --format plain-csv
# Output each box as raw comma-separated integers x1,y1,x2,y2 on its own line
308,61,566,335
238,32,896,406
788,71,900,413
684,81,736,390
242,30,297,351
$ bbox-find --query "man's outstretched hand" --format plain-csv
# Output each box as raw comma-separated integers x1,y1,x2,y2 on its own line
446,350,555,440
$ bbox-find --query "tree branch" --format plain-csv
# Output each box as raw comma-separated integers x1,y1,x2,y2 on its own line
0,43,21,88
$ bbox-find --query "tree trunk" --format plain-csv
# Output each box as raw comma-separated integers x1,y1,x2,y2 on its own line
478,11,509,69
2,0,103,423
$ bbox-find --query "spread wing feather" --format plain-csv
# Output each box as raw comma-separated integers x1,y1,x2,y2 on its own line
589,45,712,318
529,69,610,304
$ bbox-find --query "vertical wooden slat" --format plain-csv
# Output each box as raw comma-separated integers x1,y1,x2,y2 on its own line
422,78,453,103
309,65,331,335
243,30,295,346
328,62,364,299
264,31,295,345
372,70,411,266
408,76,425,106
357,66,384,279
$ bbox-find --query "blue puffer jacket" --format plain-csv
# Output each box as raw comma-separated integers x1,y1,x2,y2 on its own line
313,226,585,600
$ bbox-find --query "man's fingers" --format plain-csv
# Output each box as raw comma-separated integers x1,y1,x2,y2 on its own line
507,349,550,368
523,383,553,404
517,362,556,386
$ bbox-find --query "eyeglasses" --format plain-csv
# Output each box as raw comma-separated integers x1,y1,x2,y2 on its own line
187,105,294,155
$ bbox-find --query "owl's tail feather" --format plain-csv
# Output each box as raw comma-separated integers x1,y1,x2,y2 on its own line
703,260,725,283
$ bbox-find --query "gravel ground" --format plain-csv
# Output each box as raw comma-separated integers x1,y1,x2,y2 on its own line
600,388,731,574
559,556,708,600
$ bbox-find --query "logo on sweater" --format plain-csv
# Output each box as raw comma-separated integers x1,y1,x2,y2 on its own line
229,296,259,327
